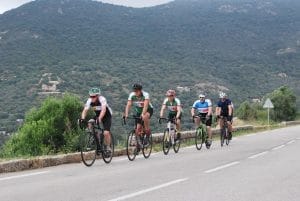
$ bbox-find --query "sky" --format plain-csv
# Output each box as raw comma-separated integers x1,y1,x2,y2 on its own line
0,0,174,14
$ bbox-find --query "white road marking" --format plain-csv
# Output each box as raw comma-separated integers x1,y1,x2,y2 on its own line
107,178,188,201
286,140,296,145
0,171,50,181
245,133,257,137
272,145,285,151
204,161,240,173
248,151,269,159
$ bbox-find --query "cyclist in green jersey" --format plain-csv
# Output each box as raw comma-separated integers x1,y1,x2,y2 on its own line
124,83,153,146
159,89,182,139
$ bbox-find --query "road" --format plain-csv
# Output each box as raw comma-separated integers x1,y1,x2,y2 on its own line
1,126,300,201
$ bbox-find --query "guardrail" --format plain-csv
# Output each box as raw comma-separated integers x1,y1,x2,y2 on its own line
0,123,298,173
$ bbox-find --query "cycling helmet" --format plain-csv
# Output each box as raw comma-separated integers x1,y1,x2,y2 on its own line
199,94,205,98
219,92,226,98
132,83,142,90
166,89,176,96
89,87,101,96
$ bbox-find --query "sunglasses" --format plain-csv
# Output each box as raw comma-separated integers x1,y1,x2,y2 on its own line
90,96,97,98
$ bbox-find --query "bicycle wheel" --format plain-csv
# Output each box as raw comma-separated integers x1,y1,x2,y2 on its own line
225,128,230,146
162,129,171,155
80,131,97,167
195,127,204,150
102,132,114,164
220,127,225,147
126,130,137,161
173,132,181,153
142,134,152,159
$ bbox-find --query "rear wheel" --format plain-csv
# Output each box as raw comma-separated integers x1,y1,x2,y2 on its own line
102,132,114,164
162,129,171,155
173,133,181,153
195,127,204,150
142,134,152,159
80,131,97,167
126,130,137,161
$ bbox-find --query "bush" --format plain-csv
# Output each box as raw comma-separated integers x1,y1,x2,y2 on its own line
267,86,297,121
1,94,83,157
236,101,257,120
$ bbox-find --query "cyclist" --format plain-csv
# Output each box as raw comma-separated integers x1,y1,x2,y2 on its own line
159,89,182,141
124,83,153,148
216,92,233,140
191,94,213,148
80,87,113,155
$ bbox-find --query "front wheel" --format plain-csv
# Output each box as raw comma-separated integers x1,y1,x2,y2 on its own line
102,132,114,164
80,131,97,167
195,127,204,150
142,134,152,159
162,129,171,155
126,130,137,161
220,127,225,147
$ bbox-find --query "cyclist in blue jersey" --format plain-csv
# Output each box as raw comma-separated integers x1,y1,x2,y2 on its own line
216,92,233,140
191,94,213,148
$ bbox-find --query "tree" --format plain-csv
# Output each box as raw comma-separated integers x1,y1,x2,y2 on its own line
236,101,257,120
1,94,83,157
267,86,297,121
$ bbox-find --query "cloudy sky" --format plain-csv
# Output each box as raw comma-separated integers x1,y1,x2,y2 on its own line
0,0,174,14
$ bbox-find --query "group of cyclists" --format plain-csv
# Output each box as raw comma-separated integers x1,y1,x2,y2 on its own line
79,83,234,154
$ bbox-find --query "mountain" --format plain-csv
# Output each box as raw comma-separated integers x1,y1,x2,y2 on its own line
0,0,299,133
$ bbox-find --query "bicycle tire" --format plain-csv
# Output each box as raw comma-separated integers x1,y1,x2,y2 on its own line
225,128,230,146
220,127,225,147
142,133,152,159
126,130,137,161
195,127,204,150
102,132,114,164
173,132,181,153
80,131,97,167
162,129,171,155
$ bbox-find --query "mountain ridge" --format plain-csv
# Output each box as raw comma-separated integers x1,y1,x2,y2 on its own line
0,0,299,133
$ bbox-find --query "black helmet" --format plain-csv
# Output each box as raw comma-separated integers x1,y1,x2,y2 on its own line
132,83,142,90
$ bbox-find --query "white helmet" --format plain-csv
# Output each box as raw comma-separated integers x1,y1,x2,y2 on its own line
199,94,205,98
219,92,226,98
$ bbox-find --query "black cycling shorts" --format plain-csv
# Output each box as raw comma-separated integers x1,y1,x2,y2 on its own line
197,113,212,127
136,108,153,124
95,109,112,131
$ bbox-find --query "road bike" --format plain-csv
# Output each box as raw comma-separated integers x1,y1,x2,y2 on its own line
78,119,114,166
159,117,181,155
122,116,153,161
219,116,230,146
193,116,210,150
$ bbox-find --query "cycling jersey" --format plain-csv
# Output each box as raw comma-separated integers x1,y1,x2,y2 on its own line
192,99,212,114
128,91,153,114
84,96,112,117
84,96,112,131
163,98,181,115
217,99,232,116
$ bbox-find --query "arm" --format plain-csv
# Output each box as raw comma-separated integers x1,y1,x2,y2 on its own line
142,99,149,115
99,104,107,122
125,100,132,118
207,106,212,116
228,104,233,116
191,107,196,117
160,104,166,118
216,107,221,116
176,105,182,118
81,108,89,119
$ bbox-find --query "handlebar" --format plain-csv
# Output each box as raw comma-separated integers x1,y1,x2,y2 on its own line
122,115,142,126
158,117,177,124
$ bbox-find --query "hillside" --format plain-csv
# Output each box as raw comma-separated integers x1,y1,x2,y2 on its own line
0,0,299,135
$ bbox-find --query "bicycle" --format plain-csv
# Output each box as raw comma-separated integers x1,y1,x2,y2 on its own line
219,116,230,146
159,117,181,155
122,115,153,161
193,115,210,150
78,119,114,166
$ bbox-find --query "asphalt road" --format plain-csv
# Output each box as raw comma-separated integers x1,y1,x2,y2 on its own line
1,126,300,201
